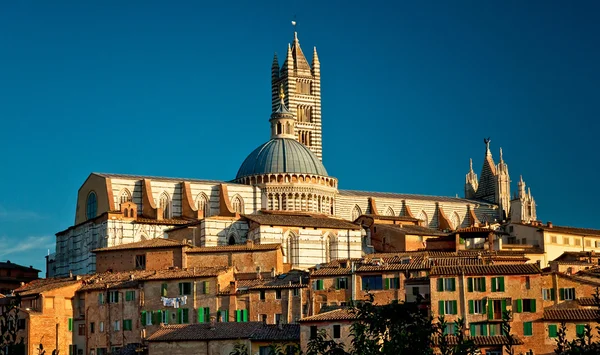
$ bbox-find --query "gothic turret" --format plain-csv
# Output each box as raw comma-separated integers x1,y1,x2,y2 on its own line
496,148,511,221
510,176,537,223
465,159,479,199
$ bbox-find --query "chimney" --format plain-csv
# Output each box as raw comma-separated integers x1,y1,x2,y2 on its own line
256,266,262,280
246,239,254,248
130,274,135,281
547,221,553,228
271,268,276,278
210,316,216,329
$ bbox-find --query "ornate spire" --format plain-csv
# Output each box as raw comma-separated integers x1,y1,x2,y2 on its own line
469,158,474,172
270,84,294,139
499,147,504,162
271,53,279,80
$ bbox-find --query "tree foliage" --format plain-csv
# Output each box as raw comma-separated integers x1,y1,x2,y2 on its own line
553,287,600,355
0,296,24,355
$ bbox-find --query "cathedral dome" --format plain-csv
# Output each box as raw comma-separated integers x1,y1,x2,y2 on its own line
236,138,328,180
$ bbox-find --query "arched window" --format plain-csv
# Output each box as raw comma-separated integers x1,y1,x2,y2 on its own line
351,205,362,221
119,189,132,209
196,193,209,218
451,212,461,230
86,191,97,220
231,195,244,214
418,210,429,227
159,193,171,219
385,206,395,216
124,209,128,218
228,235,236,245
276,123,282,135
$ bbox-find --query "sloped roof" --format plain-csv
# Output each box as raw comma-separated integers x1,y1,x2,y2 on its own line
235,271,308,290
430,264,541,276
544,308,599,321
375,223,450,237
338,190,494,206
434,335,524,346
299,308,357,322
0,261,41,272
244,213,360,230
147,322,299,342
15,277,84,296
93,238,184,252
92,172,230,185
186,243,281,253
541,225,600,237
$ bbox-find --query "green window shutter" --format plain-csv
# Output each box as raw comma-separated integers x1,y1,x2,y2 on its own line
438,300,445,316
470,324,476,335
573,289,576,299
481,278,486,292
183,309,189,323
491,278,497,292
524,322,533,336
515,299,522,313
394,277,400,289
384,278,390,290
450,278,456,291
551,288,556,301
452,300,458,315
141,311,146,324
198,308,205,323
489,323,496,336
501,299,507,314
242,309,248,322
468,300,474,314
164,310,169,324
531,299,536,313
68,318,73,332
177,309,182,324
549,324,558,338
223,310,228,322
481,324,488,336
487,300,494,320
178,283,183,295
576,324,585,337
156,311,163,325
335,279,340,290
559,288,565,300
203,281,209,294
161,283,168,297
437,278,444,292
498,277,505,292
205,308,210,322
317,280,323,290
467,278,473,292
482,298,487,313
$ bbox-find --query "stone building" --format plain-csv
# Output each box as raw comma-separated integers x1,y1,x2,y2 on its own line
49,29,522,278
0,260,40,294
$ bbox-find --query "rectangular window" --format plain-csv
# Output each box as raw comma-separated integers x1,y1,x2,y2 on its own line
469,323,488,336
178,308,189,324
178,282,192,296
336,277,348,290
575,239,581,246
90,322,95,334
524,276,530,290
542,288,556,301
292,288,300,297
489,323,501,336
313,280,324,291
260,314,267,323
491,277,505,292
235,309,248,322
576,324,586,337
99,322,104,333
275,289,282,300
123,320,132,331
437,277,456,292
385,277,401,290
202,281,209,294
125,291,135,302
467,277,486,292
310,326,318,339
135,254,146,270
259,346,270,355
585,240,591,247
559,288,576,301
468,299,486,314
161,283,168,297
333,325,341,338
438,300,458,315
198,307,210,323
563,237,569,245
275,314,282,324
96,349,106,355
551,236,557,243
548,324,558,338
595,241,600,248
443,323,456,335
523,321,533,336
488,299,507,320
219,309,228,323
141,311,153,326
162,310,169,324
98,293,104,305
412,287,420,296
78,324,85,336
260,290,266,300
113,321,120,331
108,291,119,304
361,275,383,290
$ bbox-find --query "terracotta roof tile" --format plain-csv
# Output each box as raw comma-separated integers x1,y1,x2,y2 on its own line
540,225,600,237
235,271,309,290
299,308,358,322
147,322,299,342
243,213,360,230
15,277,84,296
338,189,495,206
577,297,599,307
93,238,184,252
186,243,281,253
430,264,541,276
376,224,449,237
544,308,599,321
434,335,524,346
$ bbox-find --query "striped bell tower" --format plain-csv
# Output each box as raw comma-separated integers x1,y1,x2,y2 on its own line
271,30,323,161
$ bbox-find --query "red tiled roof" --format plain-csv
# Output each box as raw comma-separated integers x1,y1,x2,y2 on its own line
577,297,599,307
186,243,281,253
93,238,184,252
454,227,496,234
15,277,84,296
147,322,299,342
299,308,358,322
243,213,360,230
235,271,308,290
434,335,524,346
544,308,599,321
311,267,352,277
144,267,230,280
375,223,449,237
430,264,541,276
540,225,600,237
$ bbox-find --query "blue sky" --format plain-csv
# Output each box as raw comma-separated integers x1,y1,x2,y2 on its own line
1,0,599,273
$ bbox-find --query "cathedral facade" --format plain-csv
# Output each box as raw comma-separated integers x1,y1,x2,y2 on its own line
50,31,534,277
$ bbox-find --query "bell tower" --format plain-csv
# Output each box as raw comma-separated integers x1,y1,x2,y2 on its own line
271,27,323,161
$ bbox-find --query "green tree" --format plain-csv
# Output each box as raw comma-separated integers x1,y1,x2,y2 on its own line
0,296,24,355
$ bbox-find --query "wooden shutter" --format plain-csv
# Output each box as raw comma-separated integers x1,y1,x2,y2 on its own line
559,288,565,300
141,311,146,325
501,299,507,315
549,324,557,338
531,299,536,313
470,324,476,336
198,308,205,323
384,278,390,290
438,300,445,316
450,278,456,291
481,278,486,292
452,300,458,315
551,288,556,301
515,299,522,313
468,300,474,314
177,309,182,324
576,324,585,336
242,309,248,322
498,277,505,292
487,300,494,320
481,324,488,336
491,278,497,292
437,278,444,292
467,278,473,292
68,318,73,332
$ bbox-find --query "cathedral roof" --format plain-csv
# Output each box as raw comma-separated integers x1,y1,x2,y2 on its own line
236,138,328,179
